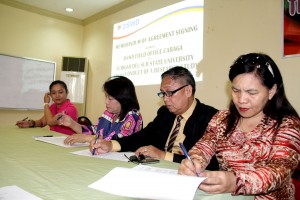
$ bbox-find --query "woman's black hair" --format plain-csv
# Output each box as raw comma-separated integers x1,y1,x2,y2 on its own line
103,76,140,120
49,80,68,93
225,53,299,135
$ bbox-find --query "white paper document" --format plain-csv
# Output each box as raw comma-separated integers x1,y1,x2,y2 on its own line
34,136,89,148
132,164,178,175
88,166,206,200
0,185,42,200
71,149,135,162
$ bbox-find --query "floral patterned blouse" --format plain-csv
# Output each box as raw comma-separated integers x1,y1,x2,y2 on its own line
190,110,300,199
81,109,143,141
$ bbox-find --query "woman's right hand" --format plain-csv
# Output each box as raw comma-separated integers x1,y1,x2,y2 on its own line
178,158,203,177
16,120,31,128
58,114,73,127
89,136,113,155
58,113,83,134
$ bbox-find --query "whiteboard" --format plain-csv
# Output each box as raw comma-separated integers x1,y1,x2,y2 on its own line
0,54,56,110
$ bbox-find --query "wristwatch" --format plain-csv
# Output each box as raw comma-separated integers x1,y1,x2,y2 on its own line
29,119,35,128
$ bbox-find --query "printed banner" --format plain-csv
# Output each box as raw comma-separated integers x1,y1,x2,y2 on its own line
283,0,300,57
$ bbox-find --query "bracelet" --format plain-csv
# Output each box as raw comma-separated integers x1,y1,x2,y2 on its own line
44,102,49,106
29,120,35,128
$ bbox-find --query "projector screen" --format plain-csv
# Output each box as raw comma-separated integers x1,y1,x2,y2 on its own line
112,0,204,86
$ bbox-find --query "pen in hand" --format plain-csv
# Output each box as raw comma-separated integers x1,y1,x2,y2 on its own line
21,117,29,121
56,115,63,121
56,111,66,121
92,129,103,156
15,117,28,125
179,142,200,177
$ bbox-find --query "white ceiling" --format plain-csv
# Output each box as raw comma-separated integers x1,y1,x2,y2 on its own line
13,0,125,20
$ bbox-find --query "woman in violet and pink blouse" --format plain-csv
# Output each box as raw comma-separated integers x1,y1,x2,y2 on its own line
62,76,143,145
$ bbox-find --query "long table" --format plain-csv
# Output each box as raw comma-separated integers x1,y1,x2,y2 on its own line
0,125,254,200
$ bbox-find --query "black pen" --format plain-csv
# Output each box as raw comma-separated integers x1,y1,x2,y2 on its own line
179,142,200,177
56,115,63,121
56,110,66,121
21,117,29,121
33,135,53,138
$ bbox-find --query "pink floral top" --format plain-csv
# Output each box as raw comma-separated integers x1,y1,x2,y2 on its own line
190,110,300,199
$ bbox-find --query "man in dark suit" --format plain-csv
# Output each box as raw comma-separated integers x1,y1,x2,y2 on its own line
91,66,219,170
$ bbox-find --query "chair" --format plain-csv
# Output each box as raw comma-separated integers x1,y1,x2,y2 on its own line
77,116,92,126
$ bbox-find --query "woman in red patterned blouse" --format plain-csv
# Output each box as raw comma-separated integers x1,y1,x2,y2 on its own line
179,53,300,199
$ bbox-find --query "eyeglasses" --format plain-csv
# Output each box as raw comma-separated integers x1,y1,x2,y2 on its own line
124,154,141,164
157,85,188,98
124,153,160,164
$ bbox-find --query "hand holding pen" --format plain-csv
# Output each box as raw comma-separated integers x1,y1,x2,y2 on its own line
15,117,29,127
91,129,104,155
92,134,100,155
179,143,200,177
56,111,67,126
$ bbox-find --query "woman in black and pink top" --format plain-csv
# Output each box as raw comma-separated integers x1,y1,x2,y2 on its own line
16,80,78,135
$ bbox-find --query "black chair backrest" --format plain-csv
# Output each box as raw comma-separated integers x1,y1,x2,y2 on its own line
77,116,92,126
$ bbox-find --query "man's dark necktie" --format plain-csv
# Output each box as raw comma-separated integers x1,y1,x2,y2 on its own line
167,115,183,152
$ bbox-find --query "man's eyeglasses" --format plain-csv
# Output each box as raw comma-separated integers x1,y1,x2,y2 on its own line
157,85,188,98
124,154,160,164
